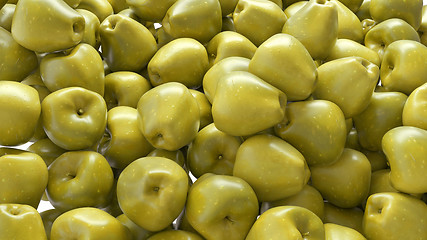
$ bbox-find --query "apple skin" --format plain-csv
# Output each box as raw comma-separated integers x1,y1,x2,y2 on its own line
117,157,188,232
246,206,325,240
0,81,41,146
50,207,131,240
233,134,310,202
136,82,200,151
46,151,114,211
41,87,107,151
0,152,48,209
98,106,154,170
0,204,47,240
186,173,259,240
363,192,427,240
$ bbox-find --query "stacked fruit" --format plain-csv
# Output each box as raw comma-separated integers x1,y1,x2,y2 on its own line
0,0,426,239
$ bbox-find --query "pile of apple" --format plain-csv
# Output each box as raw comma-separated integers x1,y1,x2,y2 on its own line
0,0,427,239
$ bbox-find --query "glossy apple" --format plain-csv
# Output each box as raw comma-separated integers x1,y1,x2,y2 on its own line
46,151,114,210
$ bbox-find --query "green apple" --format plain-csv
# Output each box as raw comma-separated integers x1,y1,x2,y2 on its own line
0,4,15,31
275,100,347,166
40,43,105,96
212,71,286,137
206,31,257,67
311,148,371,208
162,0,222,43
27,138,67,167
186,174,259,240
233,134,310,202
0,81,41,146
0,27,38,82
50,207,131,239
248,33,317,101
380,40,427,95
353,91,407,151
246,206,325,240
137,82,200,151
364,18,420,61
402,82,427,130
104,71,152,110
76,9,101,48
11,0,85,53
189,90,213,130
40,209,63,239
147,148,186,169
382,126,427,194
41,87,107,150
323,202,364,233
326,39,381,66
313,56,379,118
261,184,325,220
126,0,176,22
363,192,427,240
98,106,154,170
147,230,203,240
147,38,209,89
282,0,338,60
46,151,114,210
202,56,250,103
369,0,422,30
100,14,157,72
0,204,47,240
117,157,188,232
72,0,113,22
187,123,242,178
233,0,287,46
331,0,364,43
324,223,367,240
117,213,161,240
0,152,48,208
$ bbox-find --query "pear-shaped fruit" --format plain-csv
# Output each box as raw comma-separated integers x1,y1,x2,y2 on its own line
249,33,317,101
275,100,347,166
313,57,379,118
212,71,287,137
382,126,427,194
282,0,338,60
11,0,85,53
